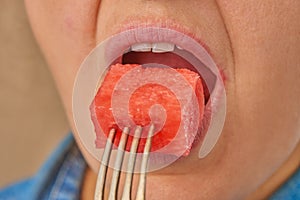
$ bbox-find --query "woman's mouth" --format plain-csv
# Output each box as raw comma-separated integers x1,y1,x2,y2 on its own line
95,26,223,154
73,26,227,172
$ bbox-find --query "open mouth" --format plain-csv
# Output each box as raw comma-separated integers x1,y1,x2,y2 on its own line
90,27,219,157
72,26,226,172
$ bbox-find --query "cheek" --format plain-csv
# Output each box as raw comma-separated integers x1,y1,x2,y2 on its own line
24,0,100,113
215,0,300,190
217,0,300,142
25,0,105,172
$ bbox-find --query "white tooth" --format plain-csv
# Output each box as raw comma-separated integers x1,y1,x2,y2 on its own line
176,45,184,50
152,43,175,53
131,43,152,52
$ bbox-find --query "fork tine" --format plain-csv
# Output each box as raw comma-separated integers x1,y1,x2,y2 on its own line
136,124,155,200
121,126,143,200
95,125,153,200
94,128,116,200
108,127,130,200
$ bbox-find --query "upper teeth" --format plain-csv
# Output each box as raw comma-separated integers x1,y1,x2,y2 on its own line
131,43,152,52
129,43,182,53
152,43,174,53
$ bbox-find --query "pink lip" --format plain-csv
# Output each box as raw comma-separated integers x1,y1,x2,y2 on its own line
105,20,225,78
113,18,227,85
101,21,225,156
117,18,212,54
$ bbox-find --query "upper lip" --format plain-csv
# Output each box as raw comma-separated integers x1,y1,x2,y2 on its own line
103,20,222,95
116,19,209,50
115,18,209,49
104,20,221,76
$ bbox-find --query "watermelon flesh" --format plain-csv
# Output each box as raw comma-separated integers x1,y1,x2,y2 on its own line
90,63,205,156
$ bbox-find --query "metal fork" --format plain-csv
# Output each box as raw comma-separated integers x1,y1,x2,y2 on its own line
94,124,154,200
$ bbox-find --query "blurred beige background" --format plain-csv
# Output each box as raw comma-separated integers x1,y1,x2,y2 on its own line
0,1,69,187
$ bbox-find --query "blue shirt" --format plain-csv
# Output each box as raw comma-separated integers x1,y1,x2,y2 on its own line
0,134,299,200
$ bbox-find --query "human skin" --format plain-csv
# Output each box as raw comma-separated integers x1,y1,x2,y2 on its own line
24,0,300,199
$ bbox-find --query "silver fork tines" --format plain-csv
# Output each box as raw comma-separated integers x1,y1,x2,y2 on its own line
94,125,154,200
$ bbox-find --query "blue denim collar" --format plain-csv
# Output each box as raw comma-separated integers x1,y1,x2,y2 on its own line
270,167,300,200
29,133,87,200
